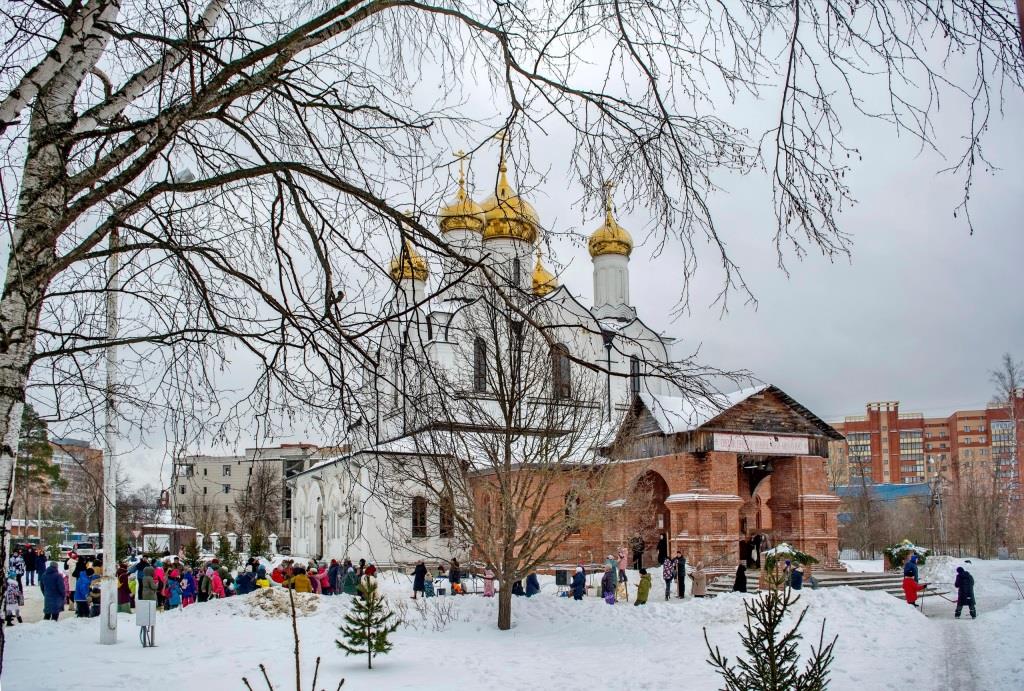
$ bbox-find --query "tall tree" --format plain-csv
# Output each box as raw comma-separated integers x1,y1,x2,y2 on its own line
234,462,283,537
382,287,621,631
14,404,61,534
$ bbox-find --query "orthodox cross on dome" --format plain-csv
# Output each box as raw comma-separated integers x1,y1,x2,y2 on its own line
492,128,510,171
453,149,468,197
602,179,616,221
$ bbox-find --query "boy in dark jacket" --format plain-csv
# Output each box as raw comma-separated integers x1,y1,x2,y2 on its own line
571,566,586,600
954,567,977,619
40,562,66,621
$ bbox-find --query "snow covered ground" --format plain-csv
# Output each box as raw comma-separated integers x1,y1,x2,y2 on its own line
5,560,1022,690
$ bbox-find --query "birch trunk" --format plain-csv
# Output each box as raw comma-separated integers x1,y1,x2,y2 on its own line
0,54,91,666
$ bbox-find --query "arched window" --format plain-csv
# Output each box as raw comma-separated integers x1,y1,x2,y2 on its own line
629,356,641,396
412,496,428,537
439,499,455,538
552,343,571,399
473,337,487,393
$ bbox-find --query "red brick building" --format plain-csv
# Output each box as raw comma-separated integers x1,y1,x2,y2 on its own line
829,395,1024,492
472,385,844,570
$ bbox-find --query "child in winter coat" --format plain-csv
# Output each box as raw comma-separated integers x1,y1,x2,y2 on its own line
182,568,197,607
601,565,616,605
482,568,495,598
662,558,675,599
634,568,652,606
165,572,183,609
88,569,102,617
5,570,24,625
211,568,226,598
571,566,586,600
954,567,977,619
74,567,92,617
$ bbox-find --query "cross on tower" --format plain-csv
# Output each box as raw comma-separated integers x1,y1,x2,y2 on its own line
602,179,616,219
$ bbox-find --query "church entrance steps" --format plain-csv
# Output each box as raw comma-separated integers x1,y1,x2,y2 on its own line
705,569,915,598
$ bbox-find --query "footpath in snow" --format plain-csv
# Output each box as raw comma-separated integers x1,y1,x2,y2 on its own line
4,560,1022,691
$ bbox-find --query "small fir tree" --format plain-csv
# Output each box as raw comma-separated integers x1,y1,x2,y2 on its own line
336,579,400,669
183,541,202,571
248,527,267,559
215,535,239,572
704,570,837,691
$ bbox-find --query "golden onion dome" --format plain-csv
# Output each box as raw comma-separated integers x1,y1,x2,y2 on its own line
388,239,429,282
479,158,539,244
438,152,486,234
587,189,633,258
532,250,558,296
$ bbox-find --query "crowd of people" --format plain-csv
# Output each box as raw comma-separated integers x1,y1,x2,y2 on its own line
4,543,984,623
2,544,395,624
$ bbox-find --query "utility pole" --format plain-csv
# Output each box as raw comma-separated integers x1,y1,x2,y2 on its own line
100,226,119,645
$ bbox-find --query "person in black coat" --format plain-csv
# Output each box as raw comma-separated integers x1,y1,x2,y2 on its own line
675,552,686,598
656,533,668,566
412,561,427,599
732,563,747,593
954,567,977,619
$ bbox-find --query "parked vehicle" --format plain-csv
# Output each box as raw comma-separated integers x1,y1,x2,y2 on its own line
73,541,97,558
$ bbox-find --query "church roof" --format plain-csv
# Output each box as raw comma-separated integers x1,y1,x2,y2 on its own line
640,386,769,435
636,384,843,440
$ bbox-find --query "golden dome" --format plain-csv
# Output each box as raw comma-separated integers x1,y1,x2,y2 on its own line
479,159,539,244
532,250,558,296
388,239,429,282
587,189,633,257
438,152,486,234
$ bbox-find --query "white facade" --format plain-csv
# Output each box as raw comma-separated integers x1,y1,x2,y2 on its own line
289,159,683,566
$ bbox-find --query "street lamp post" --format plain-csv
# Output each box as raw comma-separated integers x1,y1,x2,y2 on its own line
99,226,119,645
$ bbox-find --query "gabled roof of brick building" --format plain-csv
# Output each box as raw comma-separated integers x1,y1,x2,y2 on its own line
628,384,843,442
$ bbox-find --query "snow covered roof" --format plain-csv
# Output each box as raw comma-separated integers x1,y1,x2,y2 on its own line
640,385,768,435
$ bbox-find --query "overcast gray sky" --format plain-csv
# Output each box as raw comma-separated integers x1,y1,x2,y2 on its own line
36,14,1022,489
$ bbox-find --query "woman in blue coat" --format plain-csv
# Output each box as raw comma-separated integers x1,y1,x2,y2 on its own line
525,572,540,597
571,566,586,600
74,567,92,617
40,562,66,621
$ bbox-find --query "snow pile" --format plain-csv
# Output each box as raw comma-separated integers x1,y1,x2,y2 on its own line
226,587,321,619
919,555,966,584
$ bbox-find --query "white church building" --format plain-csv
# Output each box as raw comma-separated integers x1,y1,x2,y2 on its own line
288,152,688,566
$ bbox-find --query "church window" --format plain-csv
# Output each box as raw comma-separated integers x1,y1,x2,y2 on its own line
412,496,428,538
629,356,641,396
552,344,571,399
439,499,455,538
473,337,488,392
512,257,521,286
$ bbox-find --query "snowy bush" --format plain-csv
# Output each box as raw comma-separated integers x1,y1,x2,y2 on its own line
883,540,930,569
763,542,819,570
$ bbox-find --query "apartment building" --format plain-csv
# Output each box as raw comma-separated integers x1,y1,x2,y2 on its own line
48,437,102,505
829,396,1023,494
170,443,341,544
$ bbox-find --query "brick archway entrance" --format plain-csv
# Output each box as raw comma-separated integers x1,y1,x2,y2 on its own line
628,470,671,567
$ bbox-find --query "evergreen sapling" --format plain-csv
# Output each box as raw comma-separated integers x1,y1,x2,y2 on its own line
704,570,837,691
336,579,399,669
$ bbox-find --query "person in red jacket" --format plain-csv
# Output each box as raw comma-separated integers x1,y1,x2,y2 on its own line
902,576,927,605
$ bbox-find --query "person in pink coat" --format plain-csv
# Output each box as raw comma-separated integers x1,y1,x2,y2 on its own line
308,567,322,594
209,567,225,598
318,568,332,594
617,548,628,582
483,568,495,597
